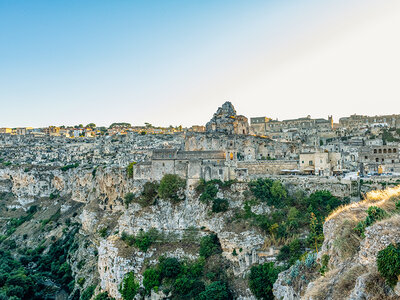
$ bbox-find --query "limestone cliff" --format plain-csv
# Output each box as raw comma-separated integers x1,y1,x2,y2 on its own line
273,186,400,300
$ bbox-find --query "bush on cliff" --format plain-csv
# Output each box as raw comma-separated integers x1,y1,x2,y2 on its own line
121,228,159,252
212,198,229,213
199,234,222,258
119,272,139,300
249,262,280,300
354,206,388,237
139,181,159,206
198,281,232,300
126,162,136,179
377,243,400,287
158,174,186,203
94,291,115,300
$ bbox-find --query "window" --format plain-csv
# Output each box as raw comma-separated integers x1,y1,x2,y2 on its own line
365,156,368,159
374,149,377,154
376,158,379,162
379,149,382,154
382,158,384,162
392,160,395,164
394,149,397,153
309,160,313,166
219,169,223,175
388,149,392,153
301,161,304,164
383,149,387,154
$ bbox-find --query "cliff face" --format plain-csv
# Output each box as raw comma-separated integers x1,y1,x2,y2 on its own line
2,164,398,300
0,166,271,299
273,186,400,300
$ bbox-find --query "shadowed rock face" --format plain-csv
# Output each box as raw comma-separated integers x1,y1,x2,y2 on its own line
206,101,249,135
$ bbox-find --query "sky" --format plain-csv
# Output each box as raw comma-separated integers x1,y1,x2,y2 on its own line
1,0,400,128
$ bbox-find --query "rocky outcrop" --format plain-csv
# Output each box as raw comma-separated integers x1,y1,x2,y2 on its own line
273,188,400,300
206,101,249,135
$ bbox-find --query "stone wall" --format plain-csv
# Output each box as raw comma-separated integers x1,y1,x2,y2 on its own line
238,160,298,175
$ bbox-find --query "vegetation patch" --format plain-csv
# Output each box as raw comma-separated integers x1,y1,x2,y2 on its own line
354,206,388,237
377,243,400,288
141,233,232,299
121,228,160,252
158,174,186,203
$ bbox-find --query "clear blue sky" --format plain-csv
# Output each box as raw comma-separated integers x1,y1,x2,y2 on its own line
1,0,399,127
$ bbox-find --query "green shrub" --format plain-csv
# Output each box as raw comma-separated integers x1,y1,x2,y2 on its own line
396,201,400,210
212,198,229,213
126,162,136,179
249,262,280,300
98,227,108,238
134,228,158,252
277,239,304,266
199,234,222,258
124,192,135,207
121,232,136,246
198,281,232,300
77,277,86,286
158,174,186,203
319,254,330,276
139,181,159,206
80,285,96,300
173,277,205,298
159,257,182,278
354,206,387,237
60,163,79,172
199,182,219,203
121,229,158,251
377,243,400,287
143,267,161,294
119,272,139,300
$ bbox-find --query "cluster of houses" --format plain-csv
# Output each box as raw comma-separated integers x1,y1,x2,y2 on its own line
1,102,400,179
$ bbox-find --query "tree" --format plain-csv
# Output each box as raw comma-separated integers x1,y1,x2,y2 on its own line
119,272,139,300
249,263,280,300
143,268,161,294
199,281,232,300
158,174,186,203
199,234,222,258
86,123,96,129
270,181,287,203
377,243,400,287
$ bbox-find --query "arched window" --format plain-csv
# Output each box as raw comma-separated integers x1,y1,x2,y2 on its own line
378,149,382,154
394,149,397,153
383,149,387,154
388,149,392,153
374,149,377,154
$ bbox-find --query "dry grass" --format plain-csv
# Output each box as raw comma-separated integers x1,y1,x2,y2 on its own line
333,219,362,260
261,235,298,249
333,264,367,299
364,269,398,300
303,269,339,300
326,185,400,222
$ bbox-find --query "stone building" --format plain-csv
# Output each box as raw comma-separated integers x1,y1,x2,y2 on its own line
358,145,400,174
339,114,400,129
299,151,342,176
206,101,250,135
250,115,333,136
133,149,235,185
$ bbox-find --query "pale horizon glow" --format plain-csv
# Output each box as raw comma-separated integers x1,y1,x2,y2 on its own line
1,0,400,128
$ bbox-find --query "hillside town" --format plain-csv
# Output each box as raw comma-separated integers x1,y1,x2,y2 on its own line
2,102,400,179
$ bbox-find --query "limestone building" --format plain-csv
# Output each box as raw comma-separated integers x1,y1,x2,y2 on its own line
205,101,250,135
358,145,400,174
299,151,342,176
